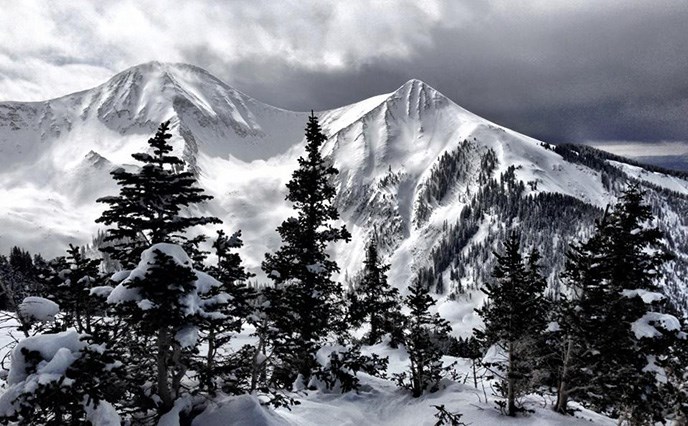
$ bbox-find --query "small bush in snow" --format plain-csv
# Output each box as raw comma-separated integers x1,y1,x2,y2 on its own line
0,330,123,425
432,404,466,426
313,345,388,392
395,280,453,397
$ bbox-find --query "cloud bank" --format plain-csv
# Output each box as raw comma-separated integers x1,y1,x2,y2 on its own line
1,0,687,147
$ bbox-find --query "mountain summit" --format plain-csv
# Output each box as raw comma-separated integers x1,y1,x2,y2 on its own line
1,62,687,315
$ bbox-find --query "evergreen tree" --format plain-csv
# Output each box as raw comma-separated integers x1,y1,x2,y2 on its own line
475,232,548,416
555,185,683,423
194,229,256,395
552,215,612,414
104,243,232,420
47,245,105,334
0,247,44,309
0,255,23,311
109,246,196,416
96,121,220,267
0,331,124,426
9,247,33,277
0,249,55,336
395,280,453,397
349,240,402,345
261,112,351,387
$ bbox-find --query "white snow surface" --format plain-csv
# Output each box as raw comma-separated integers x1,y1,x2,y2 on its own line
621,289,665,304
85,400,122,426
642,355,668,384
631,312,682,339
0,329,88,418
274,382,614,426
192,394,286,426
90,286,114,299
607,160,688,195
180,340,616,426
187,345,615,426
175,325,200,348
5,329,84,385
18,296,60,322
158,396,192,426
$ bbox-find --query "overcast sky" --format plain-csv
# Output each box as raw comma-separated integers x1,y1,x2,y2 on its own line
1,0,687,151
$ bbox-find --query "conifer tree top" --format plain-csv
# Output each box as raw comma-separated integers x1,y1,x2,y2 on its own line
263,112,350,286
96,121,220,265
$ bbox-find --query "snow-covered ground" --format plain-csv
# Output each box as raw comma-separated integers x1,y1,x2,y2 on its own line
0,317,615,426
196,337,615,425
607,160,688,195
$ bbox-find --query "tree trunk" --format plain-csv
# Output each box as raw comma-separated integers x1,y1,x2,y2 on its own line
555,337,573,414
205,326,216,391
410,356,420,397
250,320,268,393
157,328,173,412
507,341,516,416
472,360,478,389
171,344,186,400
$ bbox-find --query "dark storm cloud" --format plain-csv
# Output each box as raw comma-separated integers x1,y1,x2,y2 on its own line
2,0,687,146
189,1,688,145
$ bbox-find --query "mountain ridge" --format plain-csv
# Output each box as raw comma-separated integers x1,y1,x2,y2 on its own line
1,62,687,318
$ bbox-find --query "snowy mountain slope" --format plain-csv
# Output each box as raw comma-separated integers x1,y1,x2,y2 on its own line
1,62,688,323
313,79,614,291
0,62,308,256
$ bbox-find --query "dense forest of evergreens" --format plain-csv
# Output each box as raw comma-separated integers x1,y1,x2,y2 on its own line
0,116,685,425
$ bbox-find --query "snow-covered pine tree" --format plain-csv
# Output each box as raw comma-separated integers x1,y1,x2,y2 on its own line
552,213,611,414
96,121,220,267
194,229,256,395
475,232,548,416
261,112,351,388
349,240,402,345
107,246,197,417
90,121,224,420
556,185,684,423
395,280,453,397
0,330,124,425
45,244,105,334
105,243,231,420
666,334,688,423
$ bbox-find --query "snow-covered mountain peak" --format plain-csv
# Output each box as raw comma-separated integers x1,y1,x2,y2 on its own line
85,61,265,134
82,150,111,169
320,78,459,134
389,78,449,113
2,62,688,317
